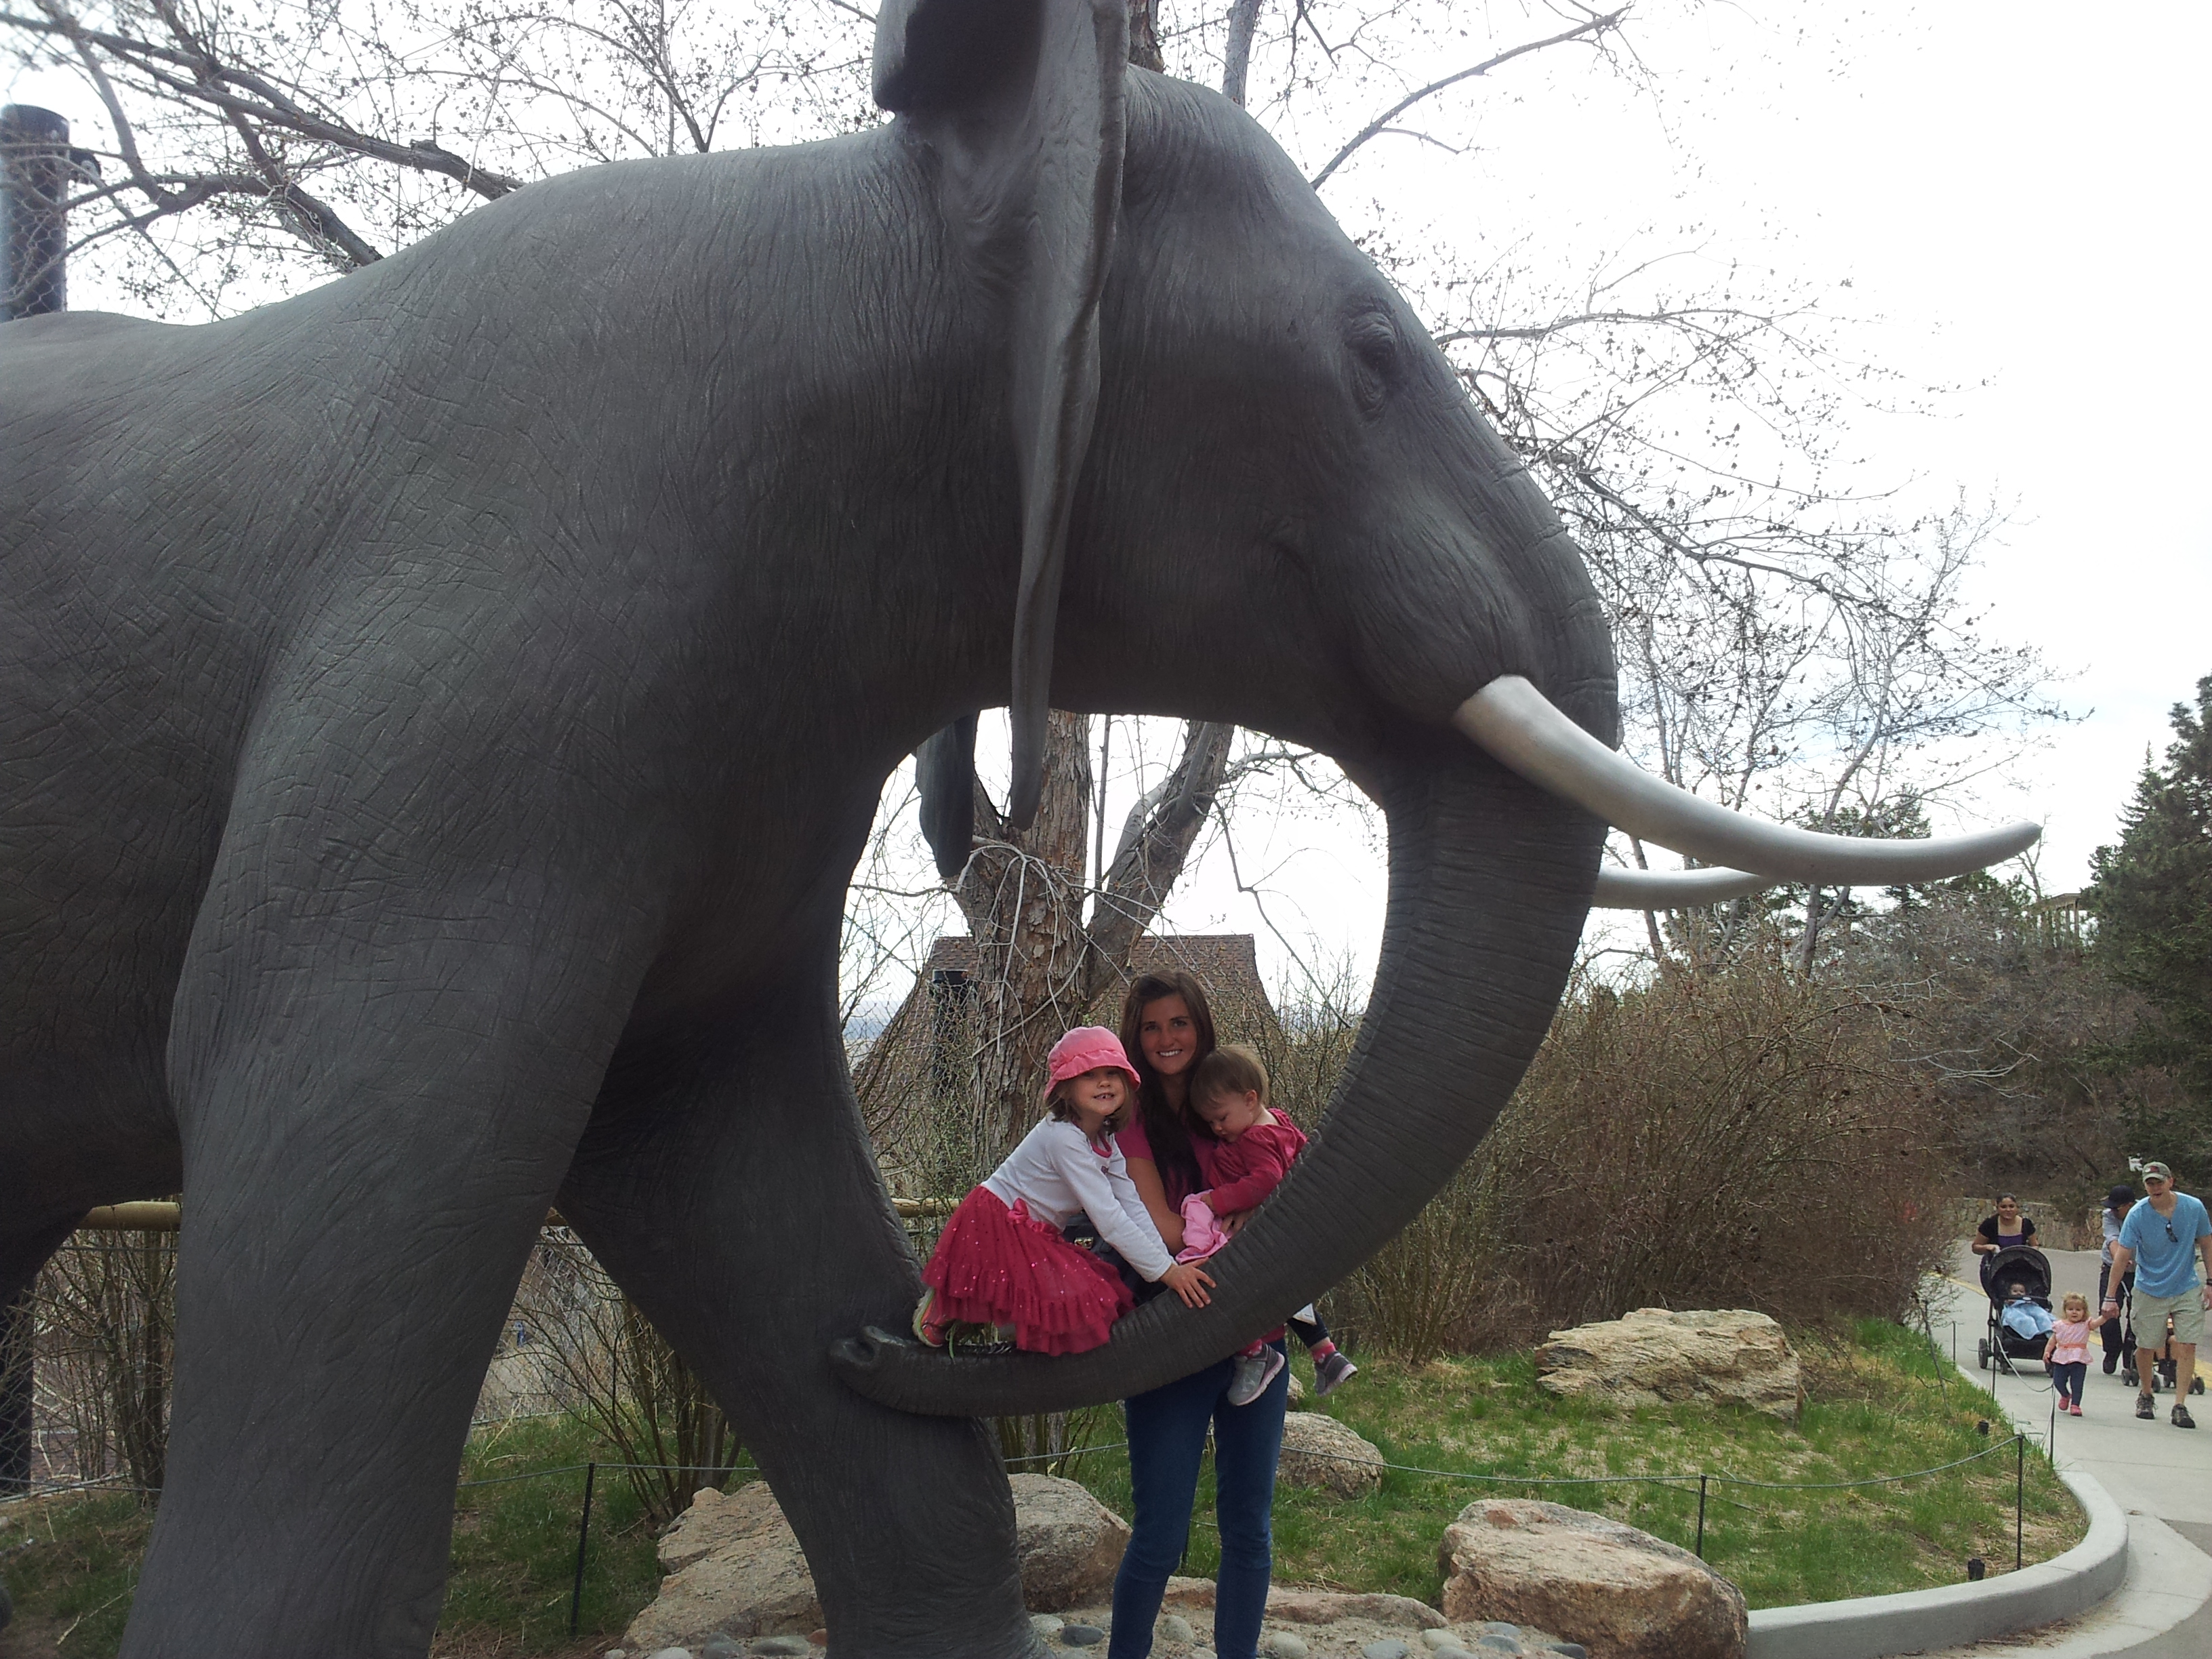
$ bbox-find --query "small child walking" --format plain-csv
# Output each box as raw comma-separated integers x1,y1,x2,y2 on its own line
1179,1045,1353,1404
916,1027,1213,1355
2045,1292,2092,1415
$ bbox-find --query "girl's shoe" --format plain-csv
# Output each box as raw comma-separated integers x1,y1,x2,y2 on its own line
914,1288,948,1347
1227,1347,1285,1406
2068,1401,2083,1416
1313,1351,1359,1398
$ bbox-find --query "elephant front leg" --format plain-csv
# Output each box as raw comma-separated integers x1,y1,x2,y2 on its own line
559,980,1042,1659
125,862,658,1659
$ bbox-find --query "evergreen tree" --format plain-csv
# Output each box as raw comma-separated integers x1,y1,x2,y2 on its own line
2087,676,2212,1179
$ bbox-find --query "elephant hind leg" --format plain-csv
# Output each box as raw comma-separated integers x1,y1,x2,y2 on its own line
558,981,1040,1659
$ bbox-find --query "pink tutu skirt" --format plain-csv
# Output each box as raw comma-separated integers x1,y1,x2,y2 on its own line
922,1187,1134,1355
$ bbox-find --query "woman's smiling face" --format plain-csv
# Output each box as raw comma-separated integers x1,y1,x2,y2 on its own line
1137,995,1198,1078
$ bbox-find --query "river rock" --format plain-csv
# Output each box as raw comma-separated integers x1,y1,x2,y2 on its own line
1275,1412,1385,1498
1534,1309,1800,1420
1261,1635,1307,1659
1437,1499,1747,1659
1010,1473,1131,1611
1160,1581,1442,1630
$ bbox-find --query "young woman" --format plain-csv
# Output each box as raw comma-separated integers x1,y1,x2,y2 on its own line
1973,1193,2039,1290
1106,972,1286,1659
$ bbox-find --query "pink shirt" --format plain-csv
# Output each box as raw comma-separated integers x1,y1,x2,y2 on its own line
1115,1114,1221,1204
2047,1318,2091,1366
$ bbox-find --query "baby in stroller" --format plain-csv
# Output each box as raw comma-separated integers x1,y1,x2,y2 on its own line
1978,1242,2056,1374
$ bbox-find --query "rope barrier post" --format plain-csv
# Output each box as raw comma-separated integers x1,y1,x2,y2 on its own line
568,1460,597,1637
2015,1435,2024,1573
1695,1473,1708,1559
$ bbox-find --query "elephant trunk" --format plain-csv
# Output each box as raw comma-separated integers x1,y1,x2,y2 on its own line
831,737,1601,1414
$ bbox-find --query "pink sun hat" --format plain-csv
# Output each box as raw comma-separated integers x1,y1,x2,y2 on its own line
1044,1026,1142,1099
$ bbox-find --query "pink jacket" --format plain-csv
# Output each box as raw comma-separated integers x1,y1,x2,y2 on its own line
1204,1111,1309,1215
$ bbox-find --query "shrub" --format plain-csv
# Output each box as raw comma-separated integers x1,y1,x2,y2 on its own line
1335,951,1953,1358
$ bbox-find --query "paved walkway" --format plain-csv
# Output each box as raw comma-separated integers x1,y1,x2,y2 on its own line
1920,1246,2212,1656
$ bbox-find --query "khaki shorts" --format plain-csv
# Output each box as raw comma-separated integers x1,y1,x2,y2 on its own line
2134,1284,2207,1348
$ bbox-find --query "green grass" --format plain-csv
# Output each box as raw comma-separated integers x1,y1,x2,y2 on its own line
1064,1318,2082,1610
1,1321,2082,1654
0,1415,699,1659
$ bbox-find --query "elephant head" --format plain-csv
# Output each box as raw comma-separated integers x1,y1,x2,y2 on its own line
835,0,2035,1415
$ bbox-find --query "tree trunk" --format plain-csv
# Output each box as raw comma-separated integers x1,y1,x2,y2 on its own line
956,712,1097,1164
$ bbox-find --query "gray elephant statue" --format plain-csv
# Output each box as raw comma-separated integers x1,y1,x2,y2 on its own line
0,0,2033,1653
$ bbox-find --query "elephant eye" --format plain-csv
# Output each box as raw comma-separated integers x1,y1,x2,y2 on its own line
1345,312,1401,415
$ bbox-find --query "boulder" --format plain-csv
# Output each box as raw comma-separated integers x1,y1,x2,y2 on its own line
1010,1473,1131,1612
1533,1309,1799,1420
1437,1500,1746,1659
626,1475,1129,1649
626,1486,821,1652
1275,1412,1385,1498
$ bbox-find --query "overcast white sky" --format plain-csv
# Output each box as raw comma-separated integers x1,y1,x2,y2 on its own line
1145,1,2212,988
11,2,2205,1002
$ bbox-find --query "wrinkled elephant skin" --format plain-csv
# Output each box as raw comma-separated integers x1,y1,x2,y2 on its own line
0,3,1613,1654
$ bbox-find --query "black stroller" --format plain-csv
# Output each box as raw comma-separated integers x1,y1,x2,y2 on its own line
1977,1244,2054,1374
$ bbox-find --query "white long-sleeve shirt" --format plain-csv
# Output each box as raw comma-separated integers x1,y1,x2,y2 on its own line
982,1118,1176,1282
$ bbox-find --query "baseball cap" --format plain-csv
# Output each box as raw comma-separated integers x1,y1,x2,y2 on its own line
2142,1162,2174,1185
2107,1184,2136,1209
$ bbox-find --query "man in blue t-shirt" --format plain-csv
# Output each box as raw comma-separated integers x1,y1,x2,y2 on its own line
2104,1161,2212,1428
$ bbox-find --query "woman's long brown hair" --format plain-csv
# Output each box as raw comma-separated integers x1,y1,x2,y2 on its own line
1118,970,1218,1204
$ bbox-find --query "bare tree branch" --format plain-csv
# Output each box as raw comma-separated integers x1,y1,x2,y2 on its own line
1309,7,1628,190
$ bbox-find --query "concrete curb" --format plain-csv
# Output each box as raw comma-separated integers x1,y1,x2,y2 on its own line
1746,1463,2127,1659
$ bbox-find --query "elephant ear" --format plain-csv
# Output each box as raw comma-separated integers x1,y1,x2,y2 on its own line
877,0,1129,832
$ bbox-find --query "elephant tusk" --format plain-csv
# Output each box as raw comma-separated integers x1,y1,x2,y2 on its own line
1591,865,1773,908
1454,676,2041,885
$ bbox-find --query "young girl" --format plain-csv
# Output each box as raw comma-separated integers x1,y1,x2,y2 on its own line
916,1027,1214,1355
2045,1292,2092,1415
1178,1045,1312,1405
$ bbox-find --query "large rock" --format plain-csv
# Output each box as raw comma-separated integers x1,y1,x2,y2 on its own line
626,1475,1129,1647
1534,1309,1800,1420
625,1485,821,1652
1437,1500,1746,1659
1010,1473,1130,1611
1276,1412,1385,1498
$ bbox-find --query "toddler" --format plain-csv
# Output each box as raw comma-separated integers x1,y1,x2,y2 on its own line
2044,1293,2091,1415
1181,1045,1354,1404
916,1027,1212,1355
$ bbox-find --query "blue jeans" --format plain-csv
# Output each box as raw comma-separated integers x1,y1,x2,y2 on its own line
1109,1343,1288,1659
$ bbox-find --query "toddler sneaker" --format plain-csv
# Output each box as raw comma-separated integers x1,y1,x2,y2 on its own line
914,1288,947,1347
2068,1401,2083,1416
1313,1350,1359,1398
1227,1347,1286,1406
